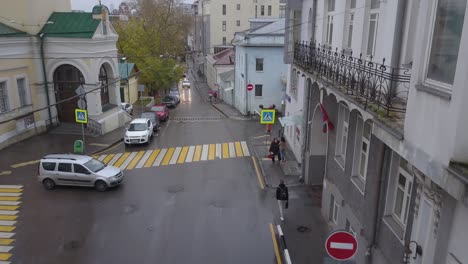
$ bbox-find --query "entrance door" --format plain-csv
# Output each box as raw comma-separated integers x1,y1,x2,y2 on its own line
412,197,436,264
53,65,85,123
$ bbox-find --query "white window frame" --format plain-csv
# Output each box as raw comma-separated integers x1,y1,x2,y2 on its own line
326,15,334,46
351,116,371,193
335,104,349,170
346,12,354,49
332,200,339,224
261,5,265,16
16,75,30,107
222,21,226,32
268,5,272,16
0,79,11,114
422,0,467,90
392,163,413,226
367,12,379,56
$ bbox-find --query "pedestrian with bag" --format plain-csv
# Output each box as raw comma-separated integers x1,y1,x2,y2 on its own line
279,136,287,163
276,180,289,221
269,138,280,163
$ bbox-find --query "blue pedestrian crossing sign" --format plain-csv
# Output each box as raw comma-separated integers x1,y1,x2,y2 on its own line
75,109,88,124
260,109,275,124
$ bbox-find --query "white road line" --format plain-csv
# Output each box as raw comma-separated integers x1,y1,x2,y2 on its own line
0,246,13,253
136,150,153,169
215,144,222,159
0,232,14,238
170,147,182,164
201,144,209,161
0,221,16,226
153,149,167,166
185,146,195,162
0,185,22,189
0,193,21,197
120,152,137,170
0,211,17,215
98,155,106,161
241,141,250,156
0,202,20,206
107,153,122,166
228,142,236,158
330,242,354,250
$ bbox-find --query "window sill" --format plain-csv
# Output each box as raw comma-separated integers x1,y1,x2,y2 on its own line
350,175,365,195
382,215,405,244
415,83,451,100
256,71,264,73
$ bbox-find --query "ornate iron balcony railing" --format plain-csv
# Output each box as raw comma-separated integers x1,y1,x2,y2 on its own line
294,41,411,116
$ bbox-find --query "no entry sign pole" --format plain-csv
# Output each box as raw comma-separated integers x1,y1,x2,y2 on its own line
325,231,358,261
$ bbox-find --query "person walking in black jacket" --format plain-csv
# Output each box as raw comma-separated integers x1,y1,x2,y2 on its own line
269,138,280,163
276,180,289,221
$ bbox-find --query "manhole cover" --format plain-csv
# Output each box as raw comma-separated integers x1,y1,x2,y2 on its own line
63,240,80,250
297,226,310,233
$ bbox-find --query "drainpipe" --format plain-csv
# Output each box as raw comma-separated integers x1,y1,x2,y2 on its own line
39,34,53,127
301,82,312,182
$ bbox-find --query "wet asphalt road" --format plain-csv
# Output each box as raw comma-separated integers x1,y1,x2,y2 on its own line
5,82,279,263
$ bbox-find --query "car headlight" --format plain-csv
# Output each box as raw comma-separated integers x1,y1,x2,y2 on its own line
109,176,117,181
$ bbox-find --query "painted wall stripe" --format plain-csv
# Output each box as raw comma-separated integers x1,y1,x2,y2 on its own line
161,148,175,166
153,149,167,166
208,144,215,160
170,147,182,165
107,153,122,166
113,152,130,168
178,147,189,164
241,141,250,156
201,144,209,161
120,152,138,170
126,151,146,170
235,141,243,157
228,142,236,158
145,149,160,167
103,154,115,164
215,144,222,159
222,143,229,159
193,145,202,162
186,146,195,162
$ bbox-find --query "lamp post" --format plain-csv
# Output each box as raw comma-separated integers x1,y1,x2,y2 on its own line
121,57,130,103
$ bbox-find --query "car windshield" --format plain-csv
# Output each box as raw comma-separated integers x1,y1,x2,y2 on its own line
128,123,147,131
163,97,173,102
141,113,155,122
84,159,106,173
151,106,165,112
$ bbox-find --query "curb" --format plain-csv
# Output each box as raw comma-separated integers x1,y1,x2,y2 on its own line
90,138,123,156
277,224,293,264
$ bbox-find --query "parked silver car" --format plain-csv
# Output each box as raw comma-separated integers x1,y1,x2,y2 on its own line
38,154,124,191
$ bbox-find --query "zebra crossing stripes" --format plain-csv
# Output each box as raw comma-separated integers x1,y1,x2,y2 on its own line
96,141,250,171
0,185,22,264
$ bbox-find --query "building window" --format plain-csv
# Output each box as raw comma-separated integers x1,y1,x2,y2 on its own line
350,0,356,9
237,3,240,10
255,84,263,96
222,4,226,15
328,0,335,12
329,195,339,224
352,116,371,190
261,5,265,16
326,15,334,46
335,104,350,169
347,13,354,48
222,37,226,45
17,78,29,107
367,13,379,56
427,0,467,85
0,81,9,113
268,5,272,16
393,159,413,226
222,21,226,31
255,5,258,18
237,20,240,26
279,4,286,18
256,58,264,71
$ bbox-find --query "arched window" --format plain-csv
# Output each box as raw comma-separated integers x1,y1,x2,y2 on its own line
99,65,110,107
53,64,85,122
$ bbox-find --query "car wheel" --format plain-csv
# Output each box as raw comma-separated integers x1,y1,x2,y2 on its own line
95,180,108,192
43,178,56,190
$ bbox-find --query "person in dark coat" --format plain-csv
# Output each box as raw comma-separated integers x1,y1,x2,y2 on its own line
276,180,289,221
269,138,280,163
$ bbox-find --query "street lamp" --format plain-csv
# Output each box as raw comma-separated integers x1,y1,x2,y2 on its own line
121,56,130,103
403,241,423,263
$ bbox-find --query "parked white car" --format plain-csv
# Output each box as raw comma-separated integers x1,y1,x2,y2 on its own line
182,78,191,88
120,102,133,115
124,118,154,145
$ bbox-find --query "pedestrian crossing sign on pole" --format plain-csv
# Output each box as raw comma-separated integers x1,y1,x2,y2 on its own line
75,109,88,124
260,109,275,124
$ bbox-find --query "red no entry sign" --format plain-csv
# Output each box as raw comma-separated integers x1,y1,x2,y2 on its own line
247,83,253,91
325,231,358,260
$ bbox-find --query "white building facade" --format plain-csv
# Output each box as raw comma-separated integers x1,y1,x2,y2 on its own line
233,19,287,115
285,0,468,263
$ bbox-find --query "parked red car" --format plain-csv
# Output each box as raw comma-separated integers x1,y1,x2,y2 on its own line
150,104,169,121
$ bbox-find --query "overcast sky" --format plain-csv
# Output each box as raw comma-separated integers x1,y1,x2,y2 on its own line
71,0,193,12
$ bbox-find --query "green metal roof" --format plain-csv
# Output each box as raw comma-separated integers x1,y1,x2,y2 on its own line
0,23,28,37
39,12,100,38
119,63,136,79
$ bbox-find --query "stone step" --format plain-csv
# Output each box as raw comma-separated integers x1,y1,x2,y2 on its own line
49,123,98,137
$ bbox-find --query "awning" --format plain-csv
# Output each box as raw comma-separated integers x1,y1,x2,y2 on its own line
279,115,303,127
224,87,234,91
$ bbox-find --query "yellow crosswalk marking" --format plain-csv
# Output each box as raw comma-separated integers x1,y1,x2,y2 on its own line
0,253,12,261
193,145,202,162
0,197,20,201
161,148,175,166
0,215,17,221
113,152,130,168
208,144,215,160
0,189,21,193
92,155,99,159
178,147,189,163
235,142,243,157
145,149,160,168
126,151,145,170
103,154,115,164
222,143,229,159
0,239,14,245
0,226,15,232
0,206,18,211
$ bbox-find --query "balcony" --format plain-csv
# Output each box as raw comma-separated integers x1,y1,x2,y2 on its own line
294,41,411,131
